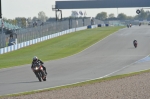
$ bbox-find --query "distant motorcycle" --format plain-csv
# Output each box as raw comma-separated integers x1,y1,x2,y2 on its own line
32,62,46,82
133,42,137,48
129,24,132,27
127,24,129,28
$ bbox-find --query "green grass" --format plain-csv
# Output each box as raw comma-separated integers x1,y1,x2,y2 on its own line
0,26,124,69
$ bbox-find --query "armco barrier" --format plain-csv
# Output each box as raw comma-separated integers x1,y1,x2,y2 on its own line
0,25,97,54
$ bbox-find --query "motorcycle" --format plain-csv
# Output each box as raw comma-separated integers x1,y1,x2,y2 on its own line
127,24,129,28
130,24,132,27
133,42,137,48
32,62,46,82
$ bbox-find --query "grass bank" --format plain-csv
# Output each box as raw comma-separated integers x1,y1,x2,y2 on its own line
0,26,124,69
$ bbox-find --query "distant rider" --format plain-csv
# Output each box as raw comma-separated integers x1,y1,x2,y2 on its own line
133,40,137,47
31,56,47,76
133,40,137,45
130,23,132,27
127,24,129,28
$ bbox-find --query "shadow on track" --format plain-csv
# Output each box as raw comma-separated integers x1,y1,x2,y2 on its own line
0,81,39,85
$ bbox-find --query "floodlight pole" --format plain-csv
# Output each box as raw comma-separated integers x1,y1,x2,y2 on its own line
0,0,2,34
0,0,5,48
0,0,2,31
0,0,1,18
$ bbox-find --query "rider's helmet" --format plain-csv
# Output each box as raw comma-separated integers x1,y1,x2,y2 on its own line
33,56,38,62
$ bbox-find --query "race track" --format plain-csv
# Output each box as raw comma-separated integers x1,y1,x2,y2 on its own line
1,26,150,96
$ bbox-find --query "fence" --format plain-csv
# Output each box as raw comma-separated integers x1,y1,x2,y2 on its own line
0,17,102,48
0,24,98,55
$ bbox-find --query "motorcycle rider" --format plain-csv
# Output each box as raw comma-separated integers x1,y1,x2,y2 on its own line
133,40,137,47
127,24,129,28
31,56,47,77
130,23,132,27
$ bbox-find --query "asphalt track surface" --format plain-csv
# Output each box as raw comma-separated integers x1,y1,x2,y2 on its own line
1,26,150,96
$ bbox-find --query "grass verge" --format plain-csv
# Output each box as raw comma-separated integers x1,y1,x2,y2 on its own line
0,26,124,69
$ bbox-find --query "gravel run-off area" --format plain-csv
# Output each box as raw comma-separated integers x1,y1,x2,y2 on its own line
1,72,150,99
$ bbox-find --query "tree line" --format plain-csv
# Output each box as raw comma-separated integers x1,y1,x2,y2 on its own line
3,9,150,28
95,9,150,20
2,11,48,28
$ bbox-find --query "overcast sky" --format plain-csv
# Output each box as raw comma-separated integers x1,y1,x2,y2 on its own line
1,0,148,19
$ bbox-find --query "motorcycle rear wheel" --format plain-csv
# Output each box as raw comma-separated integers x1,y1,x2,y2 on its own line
43,77,46,81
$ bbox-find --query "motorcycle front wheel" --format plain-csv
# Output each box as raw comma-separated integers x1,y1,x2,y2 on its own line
35,72,42,82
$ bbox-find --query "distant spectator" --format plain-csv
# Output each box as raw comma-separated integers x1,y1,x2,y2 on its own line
35,22,37,26
33,22,35,27
10,33,13,39
14,33,17,38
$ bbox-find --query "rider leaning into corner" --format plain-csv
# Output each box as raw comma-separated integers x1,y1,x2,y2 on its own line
31,56,47,77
